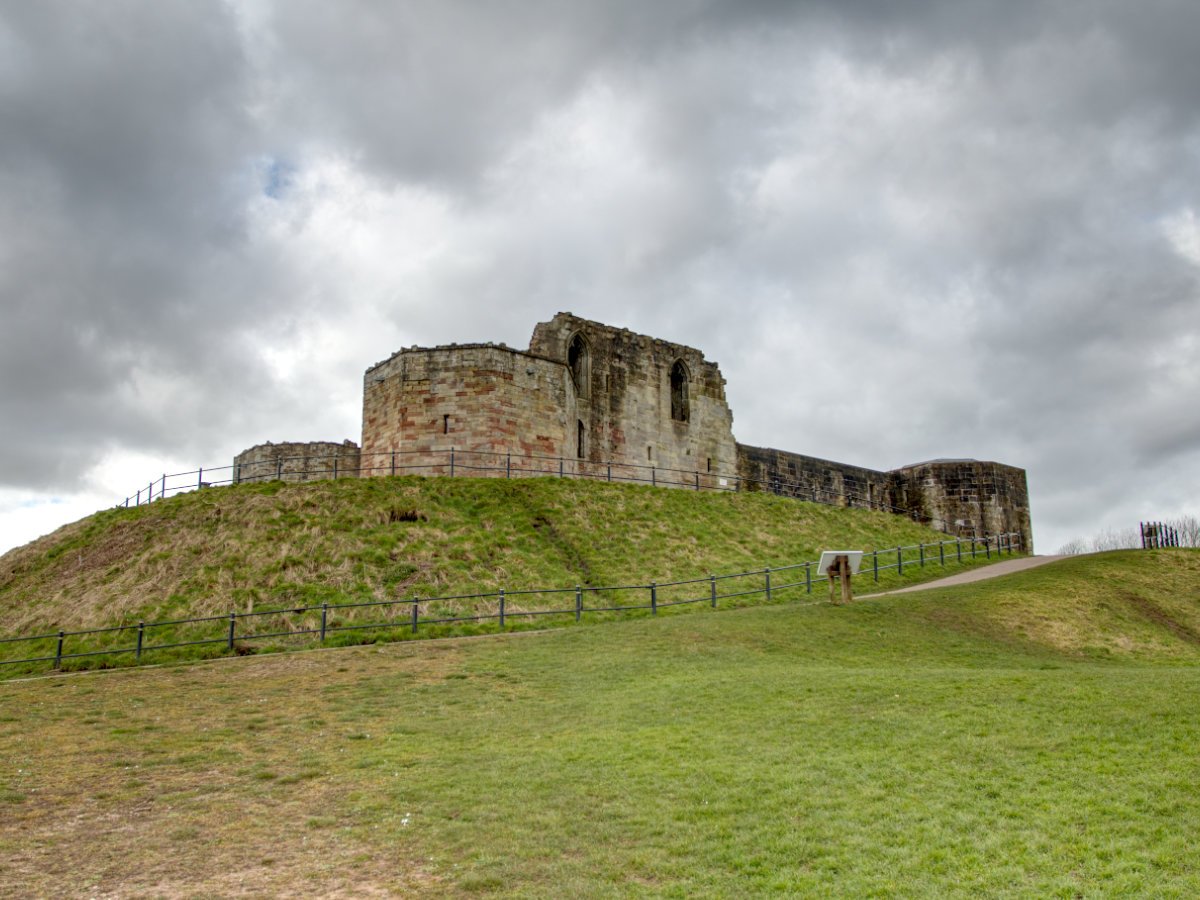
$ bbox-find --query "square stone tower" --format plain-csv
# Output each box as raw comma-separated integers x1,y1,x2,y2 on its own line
527,313,738,477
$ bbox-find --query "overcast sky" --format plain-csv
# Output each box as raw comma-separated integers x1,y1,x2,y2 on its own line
2,0,1199,556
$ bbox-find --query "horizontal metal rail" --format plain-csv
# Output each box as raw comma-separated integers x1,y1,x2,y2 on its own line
115,446,919,518
0,534,1023,672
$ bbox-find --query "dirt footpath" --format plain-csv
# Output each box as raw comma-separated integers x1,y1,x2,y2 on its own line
863,555,1069,597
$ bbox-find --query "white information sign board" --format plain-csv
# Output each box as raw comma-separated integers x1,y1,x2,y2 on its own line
817,551,864,576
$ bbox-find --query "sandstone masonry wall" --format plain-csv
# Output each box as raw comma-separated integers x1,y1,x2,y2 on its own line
892,460,1032,547
736,444,898,512
528,313,738,477
360,344,571,474
736,444,1033,550
233,440,361,484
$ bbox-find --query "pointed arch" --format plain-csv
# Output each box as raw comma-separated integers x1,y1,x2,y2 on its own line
567,333,590,398
670,359,690,423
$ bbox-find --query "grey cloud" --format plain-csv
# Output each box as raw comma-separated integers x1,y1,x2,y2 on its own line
4,0,1200,555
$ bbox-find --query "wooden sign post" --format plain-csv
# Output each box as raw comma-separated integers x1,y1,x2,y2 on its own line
817,551,864,606
828,555,852,605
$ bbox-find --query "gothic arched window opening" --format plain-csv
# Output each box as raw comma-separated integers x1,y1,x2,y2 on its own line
670,360,689,423
567,334,589,398
577,420,586,459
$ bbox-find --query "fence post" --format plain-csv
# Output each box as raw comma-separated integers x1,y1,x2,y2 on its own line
765,567,772,601
919,543,925,567
939,541,945,566
148,481,153,502
320,604,328,641
161,473,166,498
575,586,583,622
506,453,511,479
411,599,419,633
986,534,991,559
970,537,976,558
275,459,282,481
227,613,236,651
54,631,64,670
136,488,141,506
450,449,455,477
391,451,396,476
333,458,338,480
198,467,203,490
710,574,717,608
873,550,879,582
498,589,505,629
957,538,962,562
652,467,656,487
650,582,657,615
897,546,903,576
136,623,144,660
805,562,812,594
695,472,701,491
607,464,612,482
559,456,564,478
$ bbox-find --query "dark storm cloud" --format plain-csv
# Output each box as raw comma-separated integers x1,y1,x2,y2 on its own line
2,0,1200,552
1,3,255,482
0,3,337,489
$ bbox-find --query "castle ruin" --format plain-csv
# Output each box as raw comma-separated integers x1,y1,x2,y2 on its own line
235,312,1032,549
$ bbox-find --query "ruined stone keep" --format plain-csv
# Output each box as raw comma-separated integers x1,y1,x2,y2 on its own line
235,312,1032,549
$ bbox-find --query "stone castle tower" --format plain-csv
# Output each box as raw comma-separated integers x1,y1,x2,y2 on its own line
236,312,1033,549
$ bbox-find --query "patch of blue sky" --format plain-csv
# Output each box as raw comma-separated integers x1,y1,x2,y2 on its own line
16,496,66,511
258,155,295,199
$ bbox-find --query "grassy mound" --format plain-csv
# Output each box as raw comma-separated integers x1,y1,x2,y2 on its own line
895,548,1200,662
0,476,1008,672
1,549,1198,896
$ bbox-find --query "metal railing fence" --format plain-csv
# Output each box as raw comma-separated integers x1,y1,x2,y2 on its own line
1,532,1023,675
118,446,931,521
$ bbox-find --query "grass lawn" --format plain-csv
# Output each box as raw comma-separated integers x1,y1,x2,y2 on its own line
2,550,1198,896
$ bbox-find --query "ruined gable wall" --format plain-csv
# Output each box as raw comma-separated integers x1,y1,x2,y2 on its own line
360,344,571,474
528,313,738,478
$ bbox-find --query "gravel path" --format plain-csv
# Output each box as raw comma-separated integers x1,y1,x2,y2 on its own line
862,554,1069,597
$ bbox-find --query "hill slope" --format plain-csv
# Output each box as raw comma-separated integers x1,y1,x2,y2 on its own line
1,476,1005,637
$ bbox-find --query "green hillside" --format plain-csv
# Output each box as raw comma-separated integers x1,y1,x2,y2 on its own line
2,550,1198,897
0,476,1010,672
